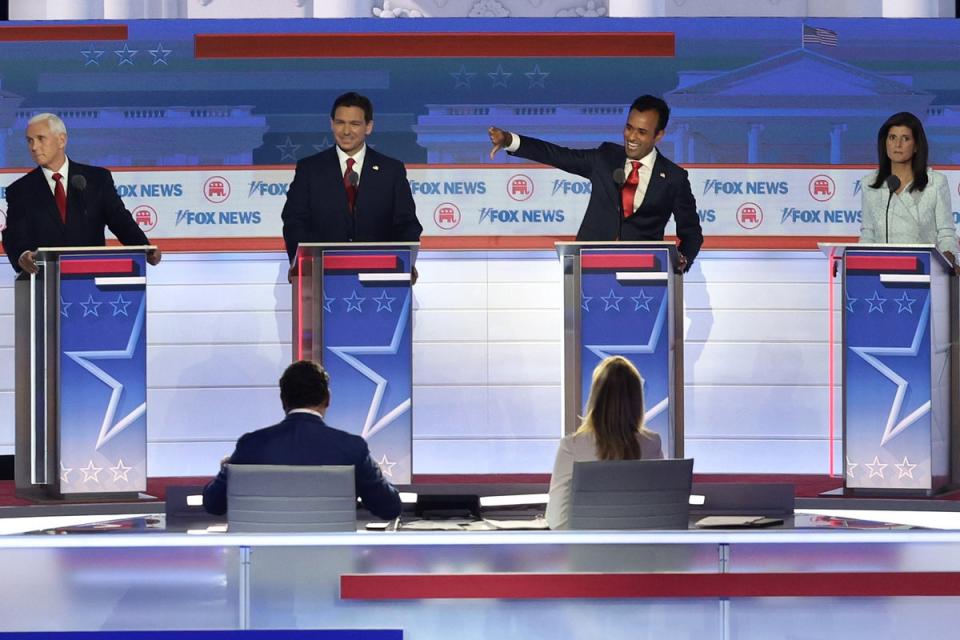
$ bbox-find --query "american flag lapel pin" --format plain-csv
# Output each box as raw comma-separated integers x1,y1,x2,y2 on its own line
659,172,666,178
373,165,380,171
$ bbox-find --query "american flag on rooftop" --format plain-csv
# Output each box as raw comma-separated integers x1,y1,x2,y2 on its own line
803,25,839,46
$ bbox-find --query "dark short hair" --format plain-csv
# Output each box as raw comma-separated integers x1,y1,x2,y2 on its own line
279,360,330,410
330,92,373,122
870,111,929,193
628,95,670,132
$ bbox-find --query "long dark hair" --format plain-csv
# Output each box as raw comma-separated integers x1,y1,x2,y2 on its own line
578,356,653,460
870,111,929,192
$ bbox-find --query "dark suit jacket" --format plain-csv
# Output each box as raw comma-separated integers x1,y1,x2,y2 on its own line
202,412,402,520
512,137,703,267
2,161,150,272
281,146,422,262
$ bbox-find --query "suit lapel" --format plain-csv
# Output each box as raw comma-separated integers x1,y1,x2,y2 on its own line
355,148,382,210
30,168,66,229
637,151,668,210
321,149,352,214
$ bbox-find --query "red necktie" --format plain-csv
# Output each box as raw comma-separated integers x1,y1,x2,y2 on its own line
621,161,640,218
344,157,357,212
53,172,67,223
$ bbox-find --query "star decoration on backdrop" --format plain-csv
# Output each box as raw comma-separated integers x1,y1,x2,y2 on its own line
895,291,916,314
849,295,931,446
80,460,103,483
110,459,133,482
487,64,512,88
323,293,335,313
524,64,550,88
64,298,147,450
581,293,593,312
865,290,887,313
373,290,396,312
845,293,857,313
584,294,669,422
60,297,72,318
631,290,654,312
450,65,477,89
109,294,132,317
312,137,332,153
148,42,172,65
377,454,397,477
80,44,104,66
79,294,102,318
276,137,301,161
113,43,138,66
845,456,858,479
344,290,366,312
600,289,623,311
327,293,413,441
894,457,917,479
864,456,888,479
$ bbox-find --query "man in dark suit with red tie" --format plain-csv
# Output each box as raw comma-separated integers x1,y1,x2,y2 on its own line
281,92,422,280
2,113,161,274
488,95,702,272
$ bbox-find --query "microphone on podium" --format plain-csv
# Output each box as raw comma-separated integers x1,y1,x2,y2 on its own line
884,174,900,243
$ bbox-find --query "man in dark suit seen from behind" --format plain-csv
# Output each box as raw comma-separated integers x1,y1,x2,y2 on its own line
281,92,422,282
488,95,702,273
2,112,161,274
202,360,402,520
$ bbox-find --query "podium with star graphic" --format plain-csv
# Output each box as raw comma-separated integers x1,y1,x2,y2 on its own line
293,242,418,484
825,243,957,495
557,242,685,457
14,246,154,499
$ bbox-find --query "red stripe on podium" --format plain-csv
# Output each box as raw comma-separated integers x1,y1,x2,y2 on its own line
194,32,675,59
60,258,135,275
341,571,960,600
322,255,398,271
581,254,656,270
0,25,128,41
846,255,918,272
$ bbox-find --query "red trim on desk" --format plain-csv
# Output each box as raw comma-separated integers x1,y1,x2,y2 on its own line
194,32,675,59
845,255,918,272
59,258,136,275
323,255,398,271
581,253,656,270
341,572,960,600
0,25,128,41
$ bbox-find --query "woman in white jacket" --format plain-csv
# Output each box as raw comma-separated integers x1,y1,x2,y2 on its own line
859,111,959,272
545,356,663,530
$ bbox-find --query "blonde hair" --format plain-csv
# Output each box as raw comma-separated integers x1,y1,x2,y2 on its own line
577,356,652,460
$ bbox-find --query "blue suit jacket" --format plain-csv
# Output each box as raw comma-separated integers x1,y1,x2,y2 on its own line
280,146,422,262
511,137,703,268
3,162,150,272
202,412,402,520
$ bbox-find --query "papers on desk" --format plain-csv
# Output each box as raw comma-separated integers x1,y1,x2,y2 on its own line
399,517,549,531
694,515,784,529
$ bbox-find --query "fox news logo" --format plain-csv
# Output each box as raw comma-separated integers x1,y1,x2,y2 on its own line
479,207,565,223
507,174,534,202
203,176,231,204
115,183,183,199
736,203,763,230
853,179,862,196
551,180,591,196
247,181,290,197
410,180,486,195
132,205,158,232
808,175,835,202
703,179,788,196
780,208,861,224
698,209,716,223
175,209,262,225
434,203,461,230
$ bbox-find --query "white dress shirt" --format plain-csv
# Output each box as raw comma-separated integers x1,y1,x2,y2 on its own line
41,157,70,197
335,144,366,186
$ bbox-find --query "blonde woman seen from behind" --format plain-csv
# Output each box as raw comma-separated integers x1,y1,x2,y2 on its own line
545,356,664,530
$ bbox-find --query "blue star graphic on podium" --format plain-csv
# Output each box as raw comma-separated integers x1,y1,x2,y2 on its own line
80,44,104,66
148,42,172,65
849,295,931,447
113,43,138,66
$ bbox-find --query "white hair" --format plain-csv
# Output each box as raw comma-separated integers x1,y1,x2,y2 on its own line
27,112,67,136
